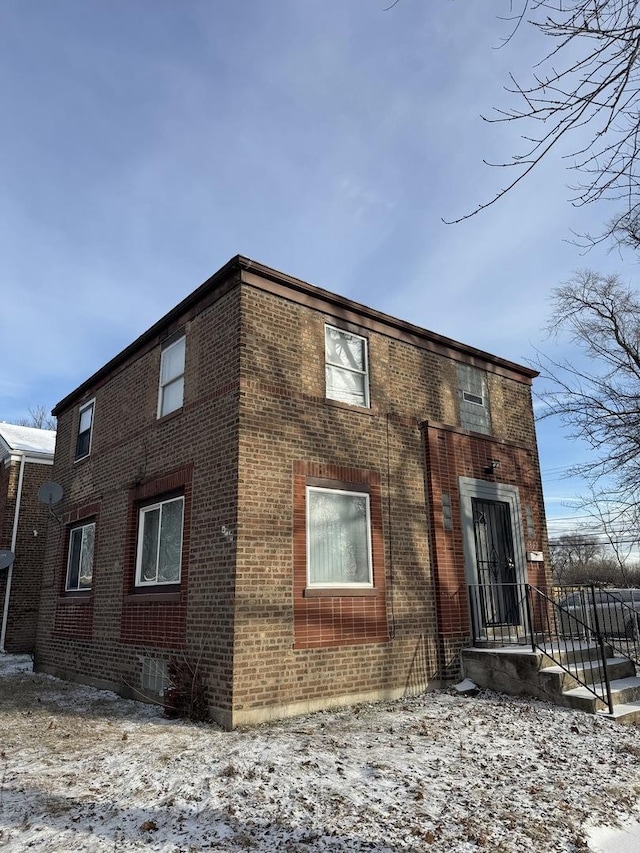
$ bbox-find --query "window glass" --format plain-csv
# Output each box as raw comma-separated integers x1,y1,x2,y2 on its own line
158,337,185,418
325,325,369,408
66,522,95,591
307,487,372,586
136,496,184,585
75,400,94,460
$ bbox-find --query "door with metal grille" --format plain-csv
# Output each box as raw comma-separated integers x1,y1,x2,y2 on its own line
472,498,519,627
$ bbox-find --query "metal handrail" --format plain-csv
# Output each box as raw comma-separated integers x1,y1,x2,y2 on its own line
528,584,614,715
575,587,640,667
468,582,616,715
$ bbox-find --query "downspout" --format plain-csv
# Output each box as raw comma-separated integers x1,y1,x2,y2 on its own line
0,453,26,653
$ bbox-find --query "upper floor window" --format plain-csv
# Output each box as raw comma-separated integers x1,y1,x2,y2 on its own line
158,336,185,418
75,400,95,460
135,495,184,586
325,325,370,408
66,521,95,591
457,364,491,435
306,486,373,587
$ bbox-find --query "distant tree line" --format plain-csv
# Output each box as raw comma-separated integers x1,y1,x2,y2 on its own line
550,532,640,587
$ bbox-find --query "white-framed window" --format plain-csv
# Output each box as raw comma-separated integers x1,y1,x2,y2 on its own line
75,399,95,460
306,486,373,587
135,496,184,586
66,522,95,591
325,325,370,408
158,336,185,418
457,364,491,435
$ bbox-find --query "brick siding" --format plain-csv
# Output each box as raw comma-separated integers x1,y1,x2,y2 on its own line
0,459,54,652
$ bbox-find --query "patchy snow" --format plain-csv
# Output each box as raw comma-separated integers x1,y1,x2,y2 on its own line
2,654,640,852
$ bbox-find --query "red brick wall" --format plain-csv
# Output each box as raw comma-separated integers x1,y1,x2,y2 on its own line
119,465,192,648
231,282,546,723
0,459,54,652
36,283,242,722
292,461,388,649
424,421,549,669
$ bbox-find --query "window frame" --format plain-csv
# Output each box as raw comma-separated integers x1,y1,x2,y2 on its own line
135,494,185,587
65,521,96,592
305,485,374,589
157,336,186,419
324,324,370,409
74,399,95,461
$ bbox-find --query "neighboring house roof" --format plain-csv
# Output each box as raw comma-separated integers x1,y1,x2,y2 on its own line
0,424,56,463
53,254,539,416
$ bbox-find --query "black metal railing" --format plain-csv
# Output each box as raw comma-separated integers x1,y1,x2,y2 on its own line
528,584,614,714
468,582,529,647
467,582,637,715
557,586,640,667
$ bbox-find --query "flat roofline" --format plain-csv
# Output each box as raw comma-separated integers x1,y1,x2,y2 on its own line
53,255,537,415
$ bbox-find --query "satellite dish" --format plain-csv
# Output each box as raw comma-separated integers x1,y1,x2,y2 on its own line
0,550,15,571
37,481,64,507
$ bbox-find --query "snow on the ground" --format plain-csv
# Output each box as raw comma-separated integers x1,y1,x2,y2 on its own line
2,654,640,851
588,821,640,853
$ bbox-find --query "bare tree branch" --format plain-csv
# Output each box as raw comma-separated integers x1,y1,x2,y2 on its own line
12,405,56,431
534,270,640,504
447,1,640,237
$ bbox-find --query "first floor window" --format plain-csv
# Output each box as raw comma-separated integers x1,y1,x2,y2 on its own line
136,496,184,586
306,487,373,586
66,522,95,591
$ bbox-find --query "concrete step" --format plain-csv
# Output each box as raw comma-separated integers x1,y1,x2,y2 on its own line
598,701,640,725
563,676,640,714
537,641,613,669
461,644,640,723
539,656,635,693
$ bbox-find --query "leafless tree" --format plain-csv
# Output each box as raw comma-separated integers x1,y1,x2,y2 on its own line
538,272,640,579
13,405,56,431
577,486,640,581
550,531,606,583
447,0,640,243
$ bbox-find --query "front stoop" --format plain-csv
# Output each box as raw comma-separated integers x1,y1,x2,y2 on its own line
461,643,640,724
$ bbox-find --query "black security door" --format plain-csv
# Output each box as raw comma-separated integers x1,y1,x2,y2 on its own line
472,498,519,627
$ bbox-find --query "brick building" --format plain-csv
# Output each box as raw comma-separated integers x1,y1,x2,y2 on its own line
35,256,549,728
0,423,56,653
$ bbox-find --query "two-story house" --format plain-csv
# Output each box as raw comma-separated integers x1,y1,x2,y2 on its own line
35,256,549,728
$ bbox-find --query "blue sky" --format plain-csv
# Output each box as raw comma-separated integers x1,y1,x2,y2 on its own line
0,1,632,538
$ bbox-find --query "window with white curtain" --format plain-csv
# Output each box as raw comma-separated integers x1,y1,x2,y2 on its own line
306,486,373,586
66,522,95,591
325,325,370,408
135,496,184,585
158,336,185,418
